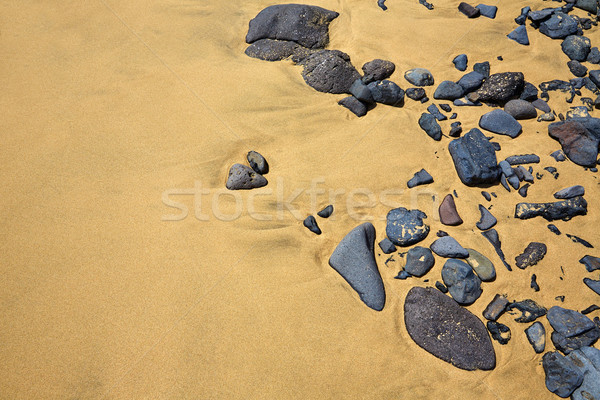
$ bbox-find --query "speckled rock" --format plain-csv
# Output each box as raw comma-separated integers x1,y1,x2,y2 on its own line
299,50,361,94
561,35,592,62
515,197,588,221
362,59,395,83
404,68,434,86
515,242,547,269
448,128,501,186
245,39,314,62
471,72,525,105
368,80,405,105
247,151,269,174
386,207,430,246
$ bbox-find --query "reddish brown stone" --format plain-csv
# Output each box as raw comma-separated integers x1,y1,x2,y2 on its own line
548,121,599,167
439,194,463,226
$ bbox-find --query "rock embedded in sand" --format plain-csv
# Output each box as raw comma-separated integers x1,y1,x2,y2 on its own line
520,82,538,101
580,255,600,272
247,151,269,175
561,35,591,62
404,68,434,86
439,194,462,226
433,81,464,100
453,54,468,71
505,154,540,165
507,25,530,46
361,59,395,83
539,12,579,39
584,278,600,295
554,185,585,199
476,205,497,231
479,109,523,138
431,236,469,258
303,215,322,235
504,99,537,120
226,164,268,190
515,242,547,269
448,128,500,186
515,196,588,221
427,104,447,121
487,321,511,344
458,2,481,18
418,113,442,141
245,38,312,62
449,121,462,137
476,4,497,18
473,61,490,78
407,168,434,188
328,222,385,311
588,47,600,64
246,4,339,49
471,72,525,105
441,258,483,305
378,238,396,254
481,229,512,271
386,207,430,246
483,294,508,321
403,246,435,277
404,286,495,371
508,299,547,323
368,80,404,105
543,351,584,398
525,322,546,353
299,50,361,94
465,248,496,281
339,96,368,117
548,120,600,167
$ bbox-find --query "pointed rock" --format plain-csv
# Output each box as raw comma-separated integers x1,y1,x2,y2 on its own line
481,229,512,271
448,128,501,186
226,164,268,190
476,205,497,230
439,194,463,226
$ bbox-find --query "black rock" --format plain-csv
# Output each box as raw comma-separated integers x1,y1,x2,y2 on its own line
368,80,405,106
479,109,523,138
434,81,464,100
531,274,540,291
584,278,600,295
407,168,434,188
580,255,600,272
247,150,269,174
515,242,547,269
419,113,442,140
514,165,534,182
528,8,554,23
582,305,600,315
508,299,547,323
507,25,530,46
504,99,537,120
441,258,482,305
472,72,525,105
526,322,546,353
329,222,385,311
568,60,588,77
317,204,334,218
404,287,496,371
404,68,434,86
487,321,511,344
514,196,588,221
543,351,584,398
299,50,361,94
453,54,468,71
481,191,492,201
515,6,530,25
554,185,585,199
349,79,374,103
548,306,597,338
245,39,313,62
481,229,511,271
505,154,540,165
561,35,592,62
435,281,448,293
378,0,388,11
457,71,485,93
588,47,600,64
339,96,368,117
548,224,561,235
449,122,462,137
303,215,322,235
458,2,481,18
404,246,435,277
518,183,530,197
552,327,600,354
362,59,395,83
473,61,490,78
520,82,539,101
226,164,268,190
406,87,426,100
567,234,593,248
440,104,452,112
476,205,497,230
539,12,579,39
448,128,501,186
483,294,509,321
386,207,430,246
378,238,397,254
246,4,339,49
427,104,447,121
395,270,410,279
590,70,600,88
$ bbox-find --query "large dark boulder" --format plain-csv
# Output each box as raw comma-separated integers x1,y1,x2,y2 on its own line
471,72,525,105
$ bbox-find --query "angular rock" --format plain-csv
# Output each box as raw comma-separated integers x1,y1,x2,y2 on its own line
554,185,585,199
520,82,539,101
508,299,547,323
515,242,547,269
584,278,600,295
472,72,525,105
479,109,523,138
441,258,483,305
386,207,430,246
404,246,435,277
434,81,464,100
453,54,468,71
362,59,395,83
476,205,497,230
247,150,269,174
439,194,463,226
226,164,268,190
449,121,462,137
300,50,361,94
481,229,511,271
431,236,469,258
507,25,530,46
487,321,511,344
561,35,592,62
246,4,339,49
303,215,322,235
368,80,404,105
418,113,442,141
407,168,434,188
543,351,584,398
473,61,490,78
404,68,434,86
476,4,497,18
329,222,385,311
404,287,495,371
552,327,600,355
588,47,600,64
339,96,368,117
317,204,334,218
533,99,552,113
539,12,579,39
483,294,509,321
580,255,600,272
378,238,396,254
515,196,588,221
504,99,537,120
448,128,501,186
465,248,496,281
427,104,447,121
526,322,546,353
457,71,485,93
548,306,597,338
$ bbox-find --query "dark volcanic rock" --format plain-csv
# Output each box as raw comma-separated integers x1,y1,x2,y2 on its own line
515,242,547,269
487,321,511,344
479,109,523,138
362,59,396,83
483,294,509,321
507,25,530,45
419,113,442,141
368,80,405,105
442,258,482,304
434,81,464,100
508,299,547,323
329,222,385,311
386,208,430,246
300,50,361,94
318,204,334,218
404,246,435,277
476,204,497,230
520,82,538,101
525,322,546,353
303,215,321,235
246,4,339,49
245,39,313,62
431,236,469,258
458,2,481,18
575,0,599,13
247,151,269,174
588,47,600,64
226,164,268,190
476,4,497,18
561,35,592,62
449,122,462,137
472,72,525,105
548,120,599,167
548,306,596,338
349,79,374,103
406,87,426,101
404,287,496,371
407,168,434,188
427,104,447,121
568,60,588,78
504,99,537,120
552,327,600,354
448,128,501,186
580,255,600,272
481,229,511,271
539,12,579,39
404,68,434,86
439,194,463,226
514,196,588,221
473,61,490,78
543,351,584,398
568,347,600,400
339,96,368,117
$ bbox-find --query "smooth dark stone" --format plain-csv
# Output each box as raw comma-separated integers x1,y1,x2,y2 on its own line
458,2,481,17
568,60,588,78
247,150,269,174
246,4,339,49
473,61,490,78
349,79,374,103
406,87,426,100
404,287,496,371
440,104,452,112
479,109,523,137
439,194,463,226
317,204,333,218
481,229,511,271
329,222,385,311
431,236,469,258
427,104,447,121
476,4,497,18
362,59,395,83
419,113,442,140
515,242,547,269
435,281,448,293
453,97,482,106
575,0,598,13
472,72,525,105
457,71,485,93
508,299,547,323
562,35,592,61
226,164,268,190
580,255,600,272
539,12,579,39
448,128,501,186
582,305,600,315
543,351,584,398
404,68,434,86
449,122,462,137
548,306,596,338
300,50,361,94
506,154,540,165
404,246,435,277
378,0,387,11
407,168,434,188
526,322,546,353
245,39,312,62
386,207,430,246
303,215,322,235
481,191,492,201
520,82,539,101
515,196,588,221
507,25,530,45
531,273,540,291
434,81,464,100
419,0,434,10
584,278,600,295
476,204,497,230
368,80,405,106
533,99,552,113
378,238,396,254
483,294,509,321
554,185,585,199
548,224,562,235
518,183,530,197
339,96,368,117
504,99,537,120
441,258,482,305
487,321,511,344
453,54,468,71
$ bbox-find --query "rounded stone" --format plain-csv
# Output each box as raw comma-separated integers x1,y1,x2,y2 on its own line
404,246,435,277
247,150,269,174
504,99,537,120
442,258,483,305
404,68,434,86
561,35,592,62
465,248,496,281
386,207,430,246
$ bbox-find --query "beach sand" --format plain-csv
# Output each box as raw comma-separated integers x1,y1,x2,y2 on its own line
0,0,599,398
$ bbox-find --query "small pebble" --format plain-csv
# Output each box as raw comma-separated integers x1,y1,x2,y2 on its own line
317,204,334,218
303,215,322,235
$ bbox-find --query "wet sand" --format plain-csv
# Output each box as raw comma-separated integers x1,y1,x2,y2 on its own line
0,0,599,398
